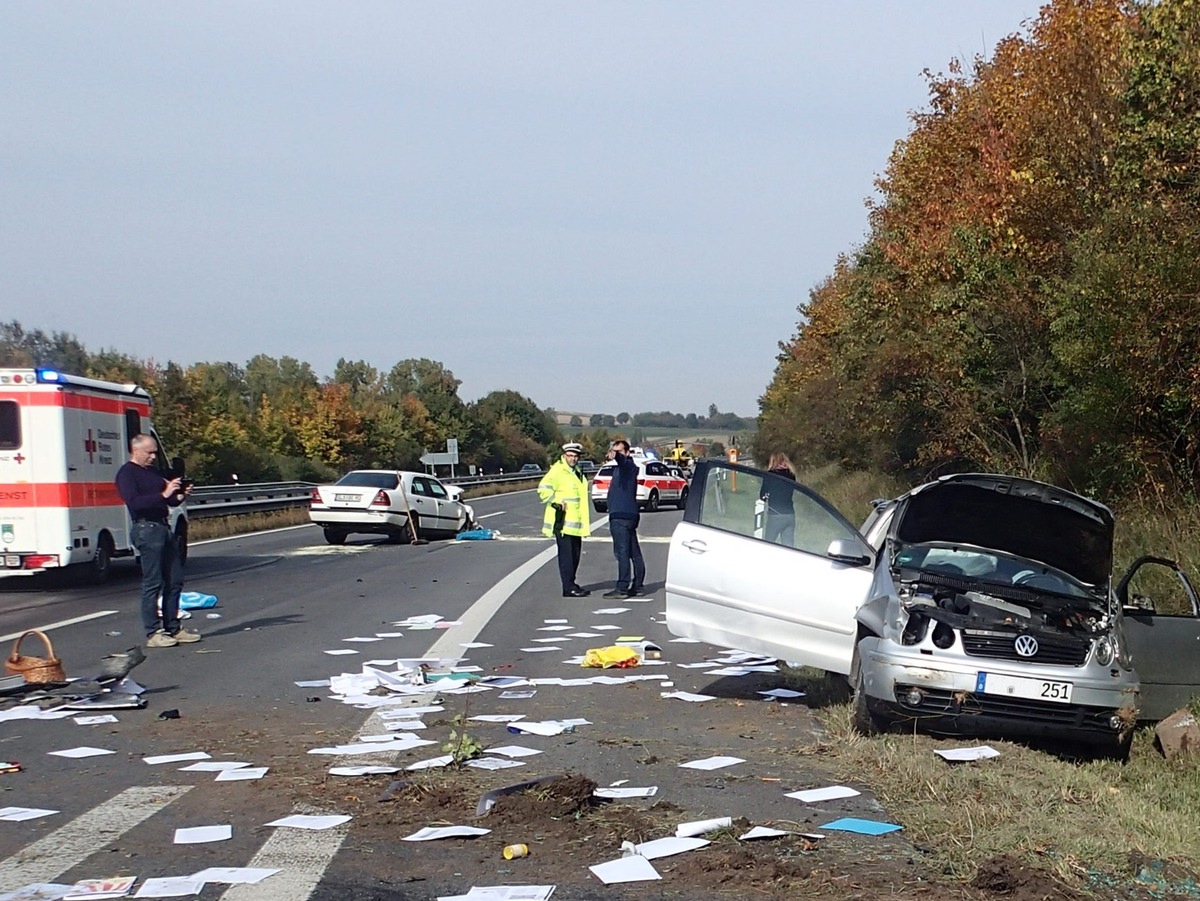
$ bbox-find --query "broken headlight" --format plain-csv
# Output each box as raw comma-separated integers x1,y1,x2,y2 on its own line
1093,635,1114,667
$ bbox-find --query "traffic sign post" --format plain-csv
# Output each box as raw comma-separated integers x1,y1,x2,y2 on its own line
420,439,460,477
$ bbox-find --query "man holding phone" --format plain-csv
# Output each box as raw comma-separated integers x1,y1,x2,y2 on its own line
115,434,200,648
603,439,646,598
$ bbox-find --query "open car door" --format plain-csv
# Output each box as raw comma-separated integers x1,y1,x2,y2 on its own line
665,460,875,674
1119,556,1200,721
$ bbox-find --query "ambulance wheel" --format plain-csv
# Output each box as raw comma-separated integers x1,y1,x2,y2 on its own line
323,528,347,545
175,522,189,566
676,487,689,510
645,490,660,512
92,533,115,584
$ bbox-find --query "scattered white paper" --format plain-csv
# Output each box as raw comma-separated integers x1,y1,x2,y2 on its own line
293,679,331,688
593,786,658,799
48,747,114,759
590,624,621,631
588,854,660,884
384,719,426,731
661,691,716,703
486,745,543,758
519,646,561,653
592,607,630,615
143,752,210,766
676,816,733,837
0,883,74,901
328,765,401,776
265,814,351,830
73,715,119,725
669,637,700,643
933,745,1001,762
133,875,204,897
342,636,383,643
174,824,232,844
215,766,268,781
0,807,59,822
402,825,491,841
459,642,493,649
634,836,710,859
544,618,569,623
740,826,801,840
178,761,250,772
499,690,536,699
758,688,806,699
536,625,572,632
188,867,279,885
406,754,455,770
324,649,358,656
505,721,565,736
566,632,603,638
678,756,744,770
469,714,526,723
374,632,405,638
466,757,526,770
785,785,861,803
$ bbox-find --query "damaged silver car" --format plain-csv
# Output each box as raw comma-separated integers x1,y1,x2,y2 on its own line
666,463,1198,759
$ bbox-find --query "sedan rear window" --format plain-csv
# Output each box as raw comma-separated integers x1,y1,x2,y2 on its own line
336,472,399,489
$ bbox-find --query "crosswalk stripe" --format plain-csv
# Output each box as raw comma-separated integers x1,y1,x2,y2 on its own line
0,785,192,887
217,806,349,901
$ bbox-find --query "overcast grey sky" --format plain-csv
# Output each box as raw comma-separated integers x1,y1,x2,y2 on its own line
2,2,1044,417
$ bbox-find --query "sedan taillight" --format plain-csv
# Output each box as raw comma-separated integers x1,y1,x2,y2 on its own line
371,490,390,507
310,488,321,504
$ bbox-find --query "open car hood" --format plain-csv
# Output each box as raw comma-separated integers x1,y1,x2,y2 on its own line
892,474,1114,588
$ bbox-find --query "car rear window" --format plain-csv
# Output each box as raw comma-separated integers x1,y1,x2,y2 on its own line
336,471,399,489
597,464,617,476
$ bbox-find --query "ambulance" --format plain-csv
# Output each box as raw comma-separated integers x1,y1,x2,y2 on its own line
0,368,188,581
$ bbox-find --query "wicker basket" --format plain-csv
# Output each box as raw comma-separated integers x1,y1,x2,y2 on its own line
5,629,66,684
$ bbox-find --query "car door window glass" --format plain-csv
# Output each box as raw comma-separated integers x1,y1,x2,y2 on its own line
426,480,448,500
697,464,865,557
409,479,428,497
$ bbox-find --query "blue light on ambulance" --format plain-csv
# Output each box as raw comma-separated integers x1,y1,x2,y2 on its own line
36,369,63,383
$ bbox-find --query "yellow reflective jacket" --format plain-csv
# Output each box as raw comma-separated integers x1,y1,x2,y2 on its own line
538,457,591,538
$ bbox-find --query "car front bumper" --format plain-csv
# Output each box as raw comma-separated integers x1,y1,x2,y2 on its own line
859,639,1138,746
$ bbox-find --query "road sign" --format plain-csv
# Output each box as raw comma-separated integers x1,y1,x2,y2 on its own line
419,452,457,466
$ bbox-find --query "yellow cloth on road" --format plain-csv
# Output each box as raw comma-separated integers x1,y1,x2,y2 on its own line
582,646,641,668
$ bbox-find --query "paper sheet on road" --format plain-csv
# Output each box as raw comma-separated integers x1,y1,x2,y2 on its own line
486,745,542,758
820,817,902,835
588,854,660,884
758,688,806,699
675,816,733,837
406,754,455,770
132,875,204,897
215,767,268,781
188,867,279,885
678,756,744,770
328,765,401,776
48,747,115,759
143,752,210,765
178,761,249,772
465,757,525,770
634,836,709,859
266,814,351,830
402,825,491,841
593,786,657,799
74,715,119,725
0,807,58,822
174,825,231,844
785,785,860,803
660,691,715,702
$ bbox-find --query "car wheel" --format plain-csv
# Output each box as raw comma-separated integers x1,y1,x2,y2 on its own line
851,658,886,736
90,532,115,585
323,528,347,546
645,490,660,512
676,487,689,510
593,502,607,513
384,530,407,544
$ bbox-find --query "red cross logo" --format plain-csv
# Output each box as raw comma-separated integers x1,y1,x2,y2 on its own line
84,430,97,464
12,453,23,464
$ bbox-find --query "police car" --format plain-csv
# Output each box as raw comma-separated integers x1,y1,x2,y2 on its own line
590,458,689,512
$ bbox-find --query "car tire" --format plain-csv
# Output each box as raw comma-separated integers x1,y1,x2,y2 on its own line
323,528,347,546
676,487,689,510
645,490,660,512
384,530,407,544
90,532,115,585
851,658,886,736
593,502,607,513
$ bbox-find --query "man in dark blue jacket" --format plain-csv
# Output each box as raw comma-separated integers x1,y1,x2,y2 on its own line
115,434,199,649
603,439,647,598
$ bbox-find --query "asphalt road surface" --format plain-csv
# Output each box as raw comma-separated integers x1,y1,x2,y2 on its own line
0,489,903,900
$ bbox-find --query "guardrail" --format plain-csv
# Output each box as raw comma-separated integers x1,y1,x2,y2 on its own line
185,472,547,519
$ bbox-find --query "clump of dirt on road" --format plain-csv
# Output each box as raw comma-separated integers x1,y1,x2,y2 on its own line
971,855,1089,901
486,773,598,824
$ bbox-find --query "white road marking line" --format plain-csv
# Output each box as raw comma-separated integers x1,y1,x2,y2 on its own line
194,523,315,545
218,804,349,901
0,785,191,887
0,610,118,642
477,511,506,519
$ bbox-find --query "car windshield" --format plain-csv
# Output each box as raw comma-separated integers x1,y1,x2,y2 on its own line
894,543,1094,600
336,471,399,489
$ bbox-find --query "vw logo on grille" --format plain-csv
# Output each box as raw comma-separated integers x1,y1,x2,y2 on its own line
1014,635,1039,657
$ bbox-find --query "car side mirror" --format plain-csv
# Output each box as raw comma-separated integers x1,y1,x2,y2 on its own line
827,538,871,567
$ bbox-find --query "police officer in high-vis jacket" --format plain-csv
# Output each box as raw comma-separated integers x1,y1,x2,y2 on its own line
538,441,592,597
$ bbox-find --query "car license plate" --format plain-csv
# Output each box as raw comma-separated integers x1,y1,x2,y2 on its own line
334,493,359,502
975,672,1072,704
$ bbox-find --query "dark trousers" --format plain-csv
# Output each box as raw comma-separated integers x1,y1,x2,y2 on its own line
555,533,582,591
764,511,795,547
609,516,645,591
131,521,184,636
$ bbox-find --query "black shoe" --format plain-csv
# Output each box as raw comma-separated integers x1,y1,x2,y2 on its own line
602,589,630,599
629,587,648,597
563,588,590,598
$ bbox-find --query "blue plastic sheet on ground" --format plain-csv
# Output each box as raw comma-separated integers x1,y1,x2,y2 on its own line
455,529,497,541
179,591,218,609
819,817,902,836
